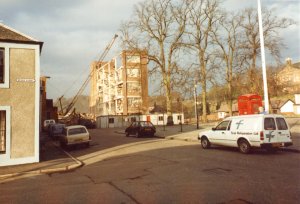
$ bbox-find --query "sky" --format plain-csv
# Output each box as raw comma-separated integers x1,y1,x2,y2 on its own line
1,0,300,100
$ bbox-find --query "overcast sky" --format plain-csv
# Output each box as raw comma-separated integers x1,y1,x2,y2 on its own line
1,0,299,100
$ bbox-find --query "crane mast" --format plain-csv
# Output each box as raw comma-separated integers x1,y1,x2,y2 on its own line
60,34,118,116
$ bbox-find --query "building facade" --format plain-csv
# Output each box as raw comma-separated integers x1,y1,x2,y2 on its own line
276,58,300,93
0,23,43,166
90,50,149,116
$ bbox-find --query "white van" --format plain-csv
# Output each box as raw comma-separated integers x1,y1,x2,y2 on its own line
198,114,293,154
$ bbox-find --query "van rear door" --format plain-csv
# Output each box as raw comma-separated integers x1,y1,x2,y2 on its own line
263,117,291,145
275,117,292,143
263,117,278,144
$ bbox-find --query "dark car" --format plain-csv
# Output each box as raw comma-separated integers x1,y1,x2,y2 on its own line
125,121,156,137
48,123,66,139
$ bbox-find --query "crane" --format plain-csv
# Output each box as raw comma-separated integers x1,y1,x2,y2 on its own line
59,34,118,116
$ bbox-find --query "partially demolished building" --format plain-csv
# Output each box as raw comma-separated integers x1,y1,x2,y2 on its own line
89,50,149,116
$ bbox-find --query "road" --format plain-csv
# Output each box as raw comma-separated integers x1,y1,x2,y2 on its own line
1,128,300,204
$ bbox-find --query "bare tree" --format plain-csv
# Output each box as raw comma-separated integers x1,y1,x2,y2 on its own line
240,8,295,93
186,0,221,122
120,0,190,115
212,11,243,116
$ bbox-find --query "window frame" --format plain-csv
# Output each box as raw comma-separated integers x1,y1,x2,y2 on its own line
0,110,6,153
0,106,10,160
0,45,9,88
215,121,230,131
275,118,288,130
264,117,276,130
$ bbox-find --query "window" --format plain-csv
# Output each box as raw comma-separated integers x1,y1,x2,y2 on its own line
158,116,163,121
140,121,154,127
0,111,6,153
127,68,140,78
178,115,182,121
264,118,276,130
0,48,4,83
68,127,87,135
276,118,288,130
127,82,141,95
127,97,142,108
126,55,140,63
216,121,230,131
109,118,114,124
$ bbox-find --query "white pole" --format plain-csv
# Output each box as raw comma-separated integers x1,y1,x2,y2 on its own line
257,0,269,113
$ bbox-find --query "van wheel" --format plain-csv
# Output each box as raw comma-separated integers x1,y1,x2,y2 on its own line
201,137,210,149
238,139,251,154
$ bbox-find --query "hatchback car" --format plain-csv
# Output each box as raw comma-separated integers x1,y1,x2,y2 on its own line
125,121,156,137
60,125,91,148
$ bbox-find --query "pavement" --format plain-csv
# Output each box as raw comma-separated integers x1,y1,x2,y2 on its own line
1,119,300,182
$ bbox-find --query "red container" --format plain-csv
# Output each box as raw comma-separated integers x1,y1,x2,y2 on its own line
238,94,262,115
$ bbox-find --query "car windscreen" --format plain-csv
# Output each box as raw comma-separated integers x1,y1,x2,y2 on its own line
68,127,87,136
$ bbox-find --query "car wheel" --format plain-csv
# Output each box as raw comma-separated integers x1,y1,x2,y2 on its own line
85,142,90,148
238,139,251,154
125,132,129,137
201,137,210,149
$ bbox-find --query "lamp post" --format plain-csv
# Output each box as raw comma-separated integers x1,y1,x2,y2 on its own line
257,0,269,113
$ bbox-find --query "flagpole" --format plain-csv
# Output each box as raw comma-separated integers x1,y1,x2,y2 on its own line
257,0,269,113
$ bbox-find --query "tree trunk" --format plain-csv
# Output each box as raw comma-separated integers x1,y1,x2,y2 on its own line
200,60,207,123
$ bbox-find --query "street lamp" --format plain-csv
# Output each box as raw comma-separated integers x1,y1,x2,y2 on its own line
257,0,269,113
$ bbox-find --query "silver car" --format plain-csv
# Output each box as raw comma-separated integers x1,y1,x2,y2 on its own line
60,125,91,148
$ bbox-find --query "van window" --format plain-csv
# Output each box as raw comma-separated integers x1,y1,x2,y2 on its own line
216,121,230,131
264,118,276,130
276,118,288,130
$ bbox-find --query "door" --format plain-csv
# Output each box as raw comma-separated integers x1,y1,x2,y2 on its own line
146,115,151,122
264,117,278,144
210,120,231,146
275,117,291,143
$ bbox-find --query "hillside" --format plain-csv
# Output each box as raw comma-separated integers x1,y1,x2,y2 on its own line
54,95,90,114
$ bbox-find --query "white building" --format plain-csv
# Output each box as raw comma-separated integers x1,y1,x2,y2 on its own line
96,113,184,129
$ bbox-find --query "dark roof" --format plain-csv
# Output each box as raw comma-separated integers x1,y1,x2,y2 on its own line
0,23,43,50
149,104,166,114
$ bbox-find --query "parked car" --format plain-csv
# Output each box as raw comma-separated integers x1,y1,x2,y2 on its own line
48,123,65,138
43,119,55,131
125,121,156,137
60,125,91,148
198,114,293,154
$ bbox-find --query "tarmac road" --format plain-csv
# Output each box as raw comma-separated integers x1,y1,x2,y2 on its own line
0,128,299,204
